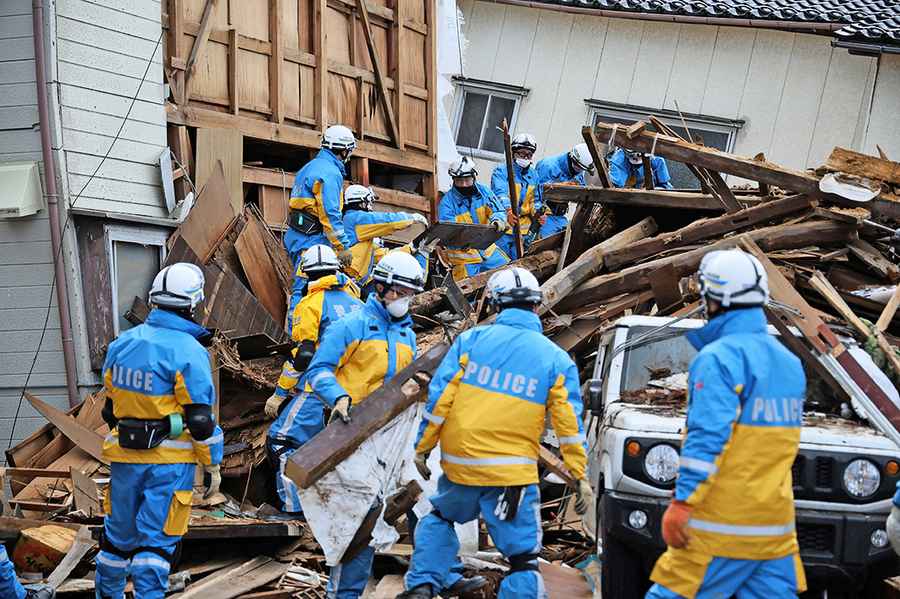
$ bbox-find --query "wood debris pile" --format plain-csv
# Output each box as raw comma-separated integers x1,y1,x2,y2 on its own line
4,123,900,597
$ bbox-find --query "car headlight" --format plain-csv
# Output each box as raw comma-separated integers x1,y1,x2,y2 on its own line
843,459,880,498
644,444,679,484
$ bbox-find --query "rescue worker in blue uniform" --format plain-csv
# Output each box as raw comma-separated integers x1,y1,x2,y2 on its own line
398,267,593,599
285,124,356,280
490,133,545,258
303,251,424,598
0,545,54,598
265,245,363,516
341,184,429,289
536,143,594,239
96,263,224,599
440,157,508,280
646,249,807,599
887,483,900,555
608,147,674,190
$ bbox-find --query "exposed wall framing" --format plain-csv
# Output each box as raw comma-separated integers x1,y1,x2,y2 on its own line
163,0,437,214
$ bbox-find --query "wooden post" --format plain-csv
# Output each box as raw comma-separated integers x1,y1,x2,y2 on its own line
169,0,186,105
314,0,327,129
500,118,524,259
228,28,239,115
580,127,611,188
641,155,654,190
390,0,404,149
355,0,402,149
268,0,283,123
351,157,369,186
184,0,218,103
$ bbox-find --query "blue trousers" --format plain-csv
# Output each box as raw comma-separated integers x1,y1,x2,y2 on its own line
0,545,25,599
646,553,804,599
284,229,331,271
495,232,537,261
327,546,375,599
404,476,545,599
539,215,567,238
406,510,464,592
96,462,195,599
268,392,326,514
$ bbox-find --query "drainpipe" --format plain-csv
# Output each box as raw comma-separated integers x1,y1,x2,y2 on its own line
33,0,80,407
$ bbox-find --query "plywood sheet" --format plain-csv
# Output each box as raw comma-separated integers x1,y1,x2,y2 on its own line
326,6,352,64
190,38,229,103
402,96,427,147
235,217,287,324
328,74,359,131
195,127,243,214
401,31,426,88
238,50,271,113
282,61,301,120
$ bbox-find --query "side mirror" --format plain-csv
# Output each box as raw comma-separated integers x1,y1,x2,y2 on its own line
587,378,603,413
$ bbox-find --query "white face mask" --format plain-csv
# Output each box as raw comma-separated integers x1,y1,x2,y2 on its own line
386,295,412,318
515,157,532,170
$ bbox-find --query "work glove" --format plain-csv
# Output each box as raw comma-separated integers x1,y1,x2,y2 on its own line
203,464,222,499
574,479,594,516
411,213,429,227
505,208,519,226
414,452,431,481
264,393,285,419
329,395,352,424
338,249,353,268
491,219,506,233
887,505,900,555
661,500,693,549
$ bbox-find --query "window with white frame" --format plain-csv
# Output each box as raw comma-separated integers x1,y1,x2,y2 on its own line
453,78,529,160
105,224,168,334
586,101,744,189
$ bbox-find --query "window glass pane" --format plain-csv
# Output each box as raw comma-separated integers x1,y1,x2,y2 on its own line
481,96,516,153
115,241,161,332
456,91,489,149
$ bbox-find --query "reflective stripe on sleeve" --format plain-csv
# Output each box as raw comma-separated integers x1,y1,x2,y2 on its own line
679,456,718,475
558,434,584,445
423,412,444,425
309,371,335,389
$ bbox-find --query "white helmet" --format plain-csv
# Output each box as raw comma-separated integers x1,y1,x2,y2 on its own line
301,244,340,274
448,156,478,179
511,133,537,153
698,249,769,308
149,263,205,312
569,143,594,172
322,124,356,153
372,251,425,292
344,184,375,211
487,267,542,308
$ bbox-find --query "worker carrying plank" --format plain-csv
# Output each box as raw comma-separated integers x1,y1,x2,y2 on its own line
265,244,363,517
608,147,674,190
96,263,224,599
302,251,424,598
284,124,357,291
536,142,595,239
440,156,510,280
398,267,592,599
647,249,807,599
0,545,53,598
341,184,430,293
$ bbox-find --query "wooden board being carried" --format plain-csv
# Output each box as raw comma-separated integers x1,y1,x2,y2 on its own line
419,222,502,251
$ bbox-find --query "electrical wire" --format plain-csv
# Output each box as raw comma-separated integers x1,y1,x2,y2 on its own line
6,30,164,450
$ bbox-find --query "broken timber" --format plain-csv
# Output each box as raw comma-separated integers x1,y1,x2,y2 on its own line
286,344,448,488
543,185,760,212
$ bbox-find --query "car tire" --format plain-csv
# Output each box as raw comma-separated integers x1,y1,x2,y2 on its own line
601,530,652,599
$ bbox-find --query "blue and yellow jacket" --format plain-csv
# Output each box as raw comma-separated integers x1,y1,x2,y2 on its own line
491,161,543,237
608,148,674,190
415,308,586,487
306,294,416,408
675,307,804,559
101,309,224,466
343,209,420,286
535,152,586,187
439,183,507,276
275,273,363,399
289,148,351,252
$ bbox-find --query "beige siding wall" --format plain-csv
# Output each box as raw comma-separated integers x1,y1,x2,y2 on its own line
456,1,900,182
56,0,168,217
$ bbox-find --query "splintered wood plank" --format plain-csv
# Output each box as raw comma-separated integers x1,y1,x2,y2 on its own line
184,0,219,102
649,262,684,314
373,575,405,598
177,160,238,261
235,217,287,324
46,526,94,589
544,185,755,212
877,286,900,333
195,127,244,214
826,147,900,186
848,239,900,282
171,556,288,599
25,394,105,463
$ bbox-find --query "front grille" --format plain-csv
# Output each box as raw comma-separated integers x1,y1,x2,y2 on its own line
815,457,834,488
797,523,835,555
791,455,805,491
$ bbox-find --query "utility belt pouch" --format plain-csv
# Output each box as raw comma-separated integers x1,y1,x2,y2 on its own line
288,209,323,235
117,418,170,450
493,485,525,522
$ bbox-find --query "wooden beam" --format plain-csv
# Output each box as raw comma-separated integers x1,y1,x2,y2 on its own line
706,169,742,213
580,127,611,188
24,394,106,464
355,0,402,148
268,0,283,123
539,218,657,315
648,116,717,197
550,291,654,353
826,146,900,186
603,194,816,271
175,556,289,599
641,154,654,190
588,123,822,195
46,526,93,590
544,184,758,212
168,104,434,173
287,345,447,488
228,27,239,115
314,0,327,129
389,0,404,148
169,0,186,105
848,239,900,282
877,285,900,333
184,0,218,103
234,216,287,324
649,262,684,314
559,221,855,312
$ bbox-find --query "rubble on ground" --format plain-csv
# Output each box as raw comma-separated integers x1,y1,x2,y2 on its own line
3,122,899,597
